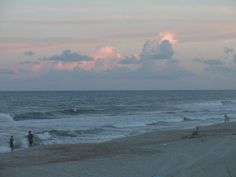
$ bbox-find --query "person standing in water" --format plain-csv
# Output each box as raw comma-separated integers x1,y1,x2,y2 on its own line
224,114,230,123
27,131,34,147
9,136,14,152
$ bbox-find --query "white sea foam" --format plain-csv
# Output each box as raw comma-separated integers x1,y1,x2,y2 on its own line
0,146,11,153
0,113,14,122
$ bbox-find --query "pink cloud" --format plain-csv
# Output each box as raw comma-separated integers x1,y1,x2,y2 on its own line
51,46,141,72
78,61,95,71
94,46,122,71
92,46,122,60
159,31,178,44
82,46,122,72
54,61,79,71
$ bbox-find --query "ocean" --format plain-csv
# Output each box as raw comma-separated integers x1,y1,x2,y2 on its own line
0,90,236,152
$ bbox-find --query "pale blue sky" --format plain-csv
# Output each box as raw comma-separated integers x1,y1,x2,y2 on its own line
0,0,236,90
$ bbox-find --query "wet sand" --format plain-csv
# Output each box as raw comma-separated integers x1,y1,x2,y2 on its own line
1,122,236,177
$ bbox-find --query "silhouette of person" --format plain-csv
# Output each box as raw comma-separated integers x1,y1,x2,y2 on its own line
224,114,229,123
9,136,14,152
27,131,34,147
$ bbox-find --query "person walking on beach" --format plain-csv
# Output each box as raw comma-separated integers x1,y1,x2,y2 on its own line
27,131,34,147
224,114,230,123
9,136,14,152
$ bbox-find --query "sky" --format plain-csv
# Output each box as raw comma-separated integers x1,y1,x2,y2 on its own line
0,0,236,90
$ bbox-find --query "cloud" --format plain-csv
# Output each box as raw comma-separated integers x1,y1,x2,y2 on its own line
44,49,94,71
193,49,236,76
14,32,188,79
23,51,34,56
234,54,236,63
46,46,140,72
53,61,80,71
159,31,178,44
90,46,120,71
225,47,234,56
46,50,93,62
141,40,174,60
194,58,225,66
92,46,121,60
118,55,140,65
18,60,44,74
139,31,177,61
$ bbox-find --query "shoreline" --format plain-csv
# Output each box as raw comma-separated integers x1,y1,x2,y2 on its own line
1,122,236,177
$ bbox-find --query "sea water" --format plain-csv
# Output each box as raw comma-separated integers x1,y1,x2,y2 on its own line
0,90,236,152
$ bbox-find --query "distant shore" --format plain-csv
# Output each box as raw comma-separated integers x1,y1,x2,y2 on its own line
1,122,236,177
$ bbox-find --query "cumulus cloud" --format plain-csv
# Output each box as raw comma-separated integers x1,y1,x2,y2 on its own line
141,40,174,60
43,50,94,71
16,32,184,78
193,48,236,76
92,46,121,60
90,46,122,71
159,31,178,44
140,31,177,61
40,31,177,72
66,46,140,72
46,50,93,62
119,55,140,65
23,51,34,56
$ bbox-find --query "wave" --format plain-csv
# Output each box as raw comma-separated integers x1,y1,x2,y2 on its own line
194,101,222,107
12,108,98,121
41,128,105,138
59,108,80,114
193,100,236,107
182,117,199,122
0,113,14,122
102,125,119,129
13,112,54,121
221,100,236,105
58,108,98,115
0,146,11,153
182,110,196,113
166,111,176,114
147,121,173,126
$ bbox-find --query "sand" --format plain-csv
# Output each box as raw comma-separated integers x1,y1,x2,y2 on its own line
1,122,236,177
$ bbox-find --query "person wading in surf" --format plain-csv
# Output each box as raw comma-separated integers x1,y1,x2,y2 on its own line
27,131,34,147
224,114,230,123
9,136,14,152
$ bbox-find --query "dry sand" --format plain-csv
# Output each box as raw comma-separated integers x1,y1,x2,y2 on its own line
1,122,236,177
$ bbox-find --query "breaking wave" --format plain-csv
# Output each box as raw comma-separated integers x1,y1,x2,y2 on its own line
0,113,14,122
39,128,105,139
12,108,98,121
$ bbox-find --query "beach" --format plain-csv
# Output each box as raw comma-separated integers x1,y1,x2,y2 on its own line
1,122,236,177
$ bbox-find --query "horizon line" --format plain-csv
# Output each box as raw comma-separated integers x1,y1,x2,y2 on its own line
0,89,236,92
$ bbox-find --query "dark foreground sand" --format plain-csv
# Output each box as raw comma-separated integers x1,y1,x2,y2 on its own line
1,122,236,177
